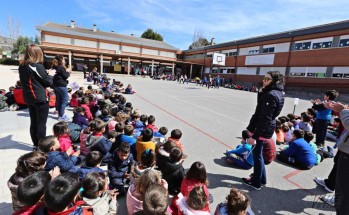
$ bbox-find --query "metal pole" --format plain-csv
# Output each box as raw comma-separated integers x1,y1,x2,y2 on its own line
151,60,154,77
100,54,103,73
128,57,131,75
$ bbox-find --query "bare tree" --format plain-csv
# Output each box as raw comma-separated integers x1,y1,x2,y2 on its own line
189,29,209,49
7,17,21,40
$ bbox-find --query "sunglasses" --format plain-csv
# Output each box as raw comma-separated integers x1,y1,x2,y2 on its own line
263,77,271,81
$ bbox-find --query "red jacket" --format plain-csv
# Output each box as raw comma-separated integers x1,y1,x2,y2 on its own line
145,124,158,132
14,88,26,105
80,104,93,121
167,137,184,153
12,202,44,215
58,134,74,153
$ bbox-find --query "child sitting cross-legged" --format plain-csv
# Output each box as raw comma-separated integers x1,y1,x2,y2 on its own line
86,119,113,163
53,121,75,153
39,135,80,173
81,172,119,215
225,130,254,169
77,151,105,181
136,128,156,162
145,115,158,132
215,188,253,215
120,124,137,159
13,171,51,215
108,142,135,196
168,129,185,154
278,129,317,170
72,107,89,129
35,172,89,214
130,149,157,185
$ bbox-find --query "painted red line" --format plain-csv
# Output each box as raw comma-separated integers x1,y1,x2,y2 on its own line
135,94,232,149
282,169,315,195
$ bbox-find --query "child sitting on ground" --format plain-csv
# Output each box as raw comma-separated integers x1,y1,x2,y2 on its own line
7,152,47,211
80,120,96,156
298,112,313,132
80,97,93,121
13,171,51,215
81,172,118,214
86,119,113,163
176,186,210,215
304,131,323,165
0,92,8,111
125,84,135,94
108,142,135,195
275,120,284,145
53,121,75,153
130,149,157,185
278,129,317,170
136,128,156,161
36,172,88,214
72,107,89,129
120,124,137,158
154,126,168,146
133,184,170,215
168,129,185,153
127,170,168,215
215,188,253,215
77,151,105,180
39,136,80,172
5,86,15,107
159,146,185,195
225,130,254,169
145,115,158,132
326,117,343,141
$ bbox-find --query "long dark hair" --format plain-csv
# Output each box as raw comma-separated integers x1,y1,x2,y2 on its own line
186,161,207,184
51,55,66,69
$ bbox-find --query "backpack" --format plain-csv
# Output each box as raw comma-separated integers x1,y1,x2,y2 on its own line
68,123,82,143
263,138,276,165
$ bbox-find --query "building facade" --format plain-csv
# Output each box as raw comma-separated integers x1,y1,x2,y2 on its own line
182,20,349,100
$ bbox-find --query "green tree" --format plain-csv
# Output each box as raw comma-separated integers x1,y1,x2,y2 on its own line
11,36,32,56
141,28,163,41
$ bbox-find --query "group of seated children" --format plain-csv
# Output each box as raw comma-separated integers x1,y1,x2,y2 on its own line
0,81,27,112
224,89,341,171
8,81,254,215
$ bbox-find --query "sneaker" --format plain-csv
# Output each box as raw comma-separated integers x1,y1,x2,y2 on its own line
58,115,71,122
241,178,261,190
320,195,335,207
314,177,334,193
247,173,266,187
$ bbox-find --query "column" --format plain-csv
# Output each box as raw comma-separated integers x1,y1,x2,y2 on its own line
68,51,72,68
190,64,193,79
100,54,103,73
151,60,154,76
128,57,131,75
172,62,175,76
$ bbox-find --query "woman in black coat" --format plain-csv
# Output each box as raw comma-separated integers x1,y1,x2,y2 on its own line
241,71,285,190
19,44,54,149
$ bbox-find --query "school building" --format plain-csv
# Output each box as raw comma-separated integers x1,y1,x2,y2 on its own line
182,20,349,100
37,21,199,76
37,20,349,100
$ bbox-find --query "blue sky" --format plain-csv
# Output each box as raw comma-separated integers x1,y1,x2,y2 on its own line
1,0,349,50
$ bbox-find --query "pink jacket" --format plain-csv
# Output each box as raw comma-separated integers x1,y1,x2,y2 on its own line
81,104,93,121
58,134,74,153
80,130,91,156
126,184,143,215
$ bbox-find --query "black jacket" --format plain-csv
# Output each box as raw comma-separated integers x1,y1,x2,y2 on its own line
247,84,285,139
53,65,70,87
19,63,53,104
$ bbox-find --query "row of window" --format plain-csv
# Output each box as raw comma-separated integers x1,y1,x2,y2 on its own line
202,38,349,58
290,72,349,78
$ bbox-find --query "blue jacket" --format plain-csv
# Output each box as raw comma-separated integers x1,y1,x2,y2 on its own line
227,143,254,166
313,103,331,121
72,112,89,128
283,138,317,167
77,166,104,181
44,151,78,172
108,151,134,186
134,121,145,131
86,135,113,162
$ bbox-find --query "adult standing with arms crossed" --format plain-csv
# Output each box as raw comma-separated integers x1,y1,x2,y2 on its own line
241,71,285,190
19,44,55,150
52,55,71,122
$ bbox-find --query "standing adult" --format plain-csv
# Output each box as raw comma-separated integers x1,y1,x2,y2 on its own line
241,71,285,190
92,67,99,85
19,44,54,150
323,101,349,214
52,55,71,122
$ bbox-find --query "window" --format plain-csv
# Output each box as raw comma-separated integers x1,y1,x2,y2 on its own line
339,39,349,47
312,41,332,49
307,73,325,78
262,47,275,53
248,50,259,55
289,72,306,77
332,73,343,78
294,41,311,50
228,52,237,56
207,54,212,58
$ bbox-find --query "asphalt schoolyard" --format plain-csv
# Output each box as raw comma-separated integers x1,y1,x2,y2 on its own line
0,65,336,214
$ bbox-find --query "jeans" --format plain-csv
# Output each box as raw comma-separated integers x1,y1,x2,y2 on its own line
314,119,329,146
28,102,49,147
335,151,349,214
54,87,69,117
251,139,266,187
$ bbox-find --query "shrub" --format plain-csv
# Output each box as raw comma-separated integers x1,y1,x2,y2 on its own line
0,58,19,65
